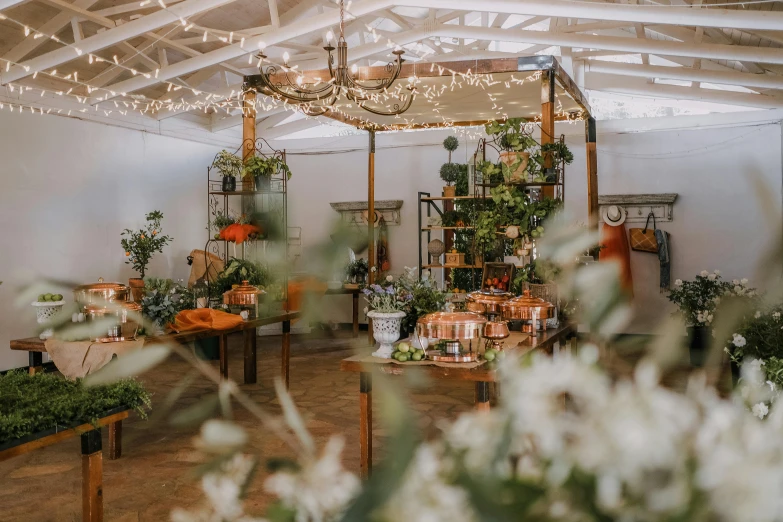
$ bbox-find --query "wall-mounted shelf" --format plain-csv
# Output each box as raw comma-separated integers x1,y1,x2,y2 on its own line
423,264,483,269
330,200,403,226
598,193,678,223
420,196,477,201
421,226,475,231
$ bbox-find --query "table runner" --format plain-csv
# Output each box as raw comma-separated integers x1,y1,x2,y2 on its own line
45,338,145,379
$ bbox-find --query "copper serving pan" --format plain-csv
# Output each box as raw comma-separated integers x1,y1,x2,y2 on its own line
500,290,556,321
223,280,266,306
416,311,487,340
465,290,513,315
83,300,141,341
73,277,130,306
482,320,510,340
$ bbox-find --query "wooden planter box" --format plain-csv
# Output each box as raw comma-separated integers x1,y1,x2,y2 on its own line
444,252,465,267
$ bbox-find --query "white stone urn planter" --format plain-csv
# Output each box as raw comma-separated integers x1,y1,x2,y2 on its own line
367,310,406,358
32,300,65,340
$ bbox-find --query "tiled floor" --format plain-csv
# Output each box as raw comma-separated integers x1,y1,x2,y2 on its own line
0,332,477,521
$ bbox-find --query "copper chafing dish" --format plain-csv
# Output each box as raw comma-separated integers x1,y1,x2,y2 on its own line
416,311,487,362
223,280,266,319
74,278,140,341
465,290,513,316
482,320,510,350
500,290,555,336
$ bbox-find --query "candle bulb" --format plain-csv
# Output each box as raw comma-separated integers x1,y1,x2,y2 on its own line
326,30,333,43
283,51,290,64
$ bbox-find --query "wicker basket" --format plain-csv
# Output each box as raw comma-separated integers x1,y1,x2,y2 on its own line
522,282,559,327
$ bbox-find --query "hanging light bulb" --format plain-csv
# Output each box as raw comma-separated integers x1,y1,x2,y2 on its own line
326,30,334,43
351,63,358,74
283,51,290,64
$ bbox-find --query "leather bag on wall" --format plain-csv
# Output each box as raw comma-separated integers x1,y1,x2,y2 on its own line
629,212,658,253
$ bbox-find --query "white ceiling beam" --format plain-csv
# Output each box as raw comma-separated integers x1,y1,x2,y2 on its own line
261,117,321,139
268,0,280,27
210,105,287,132
384,8,413,30
586,72,783,109
2,0,100,63
256,110,294,131
117,41,160,71
585,61,783,91
154,82,241,119
506,15,548,30
70,17,84,42
91,0,185,18
557,20,633,33
1,0,237,85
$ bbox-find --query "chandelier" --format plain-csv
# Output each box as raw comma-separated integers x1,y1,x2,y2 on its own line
251,0,415,117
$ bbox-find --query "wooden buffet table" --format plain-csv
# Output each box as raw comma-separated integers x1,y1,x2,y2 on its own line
324,287,361,337
340,323,576,478
0,408,130,522
10,311,301,387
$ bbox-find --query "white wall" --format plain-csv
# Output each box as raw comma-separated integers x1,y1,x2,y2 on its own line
0,109,220,370
1,108,781,369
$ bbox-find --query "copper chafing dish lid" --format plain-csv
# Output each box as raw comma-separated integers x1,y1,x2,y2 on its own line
223,280,266,306
83,300,141,314
416,311,487,340
466,290,513,305
501,290,555,320
74,277,130,305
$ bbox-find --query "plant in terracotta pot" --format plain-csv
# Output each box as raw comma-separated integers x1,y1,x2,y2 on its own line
486,118,537,182
440,136,460,197
121,210,172,302
213,150,243,192
242,155,292,192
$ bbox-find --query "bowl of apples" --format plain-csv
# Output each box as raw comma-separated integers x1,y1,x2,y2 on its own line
32,293,66,339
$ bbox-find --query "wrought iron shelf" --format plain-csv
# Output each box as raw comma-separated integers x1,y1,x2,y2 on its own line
423,264,483,269
476,181,559,188
209,190,286,196
420,196,477,201
421,226,475,231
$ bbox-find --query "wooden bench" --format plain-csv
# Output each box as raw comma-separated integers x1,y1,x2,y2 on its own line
0,408,130,522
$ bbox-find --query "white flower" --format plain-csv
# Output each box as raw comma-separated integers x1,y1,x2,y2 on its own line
386,275,394,282
755,311,762,319
700,270,709,277
714,270,721,276
707,274,716,281
734,286,743,294
773,312,780,320
732,279,740,286
713,296,721,305
732,334,747,348
706,314,714,325
741,278,749,285
363,306,368,315
752,402,769,419
674,279,683,287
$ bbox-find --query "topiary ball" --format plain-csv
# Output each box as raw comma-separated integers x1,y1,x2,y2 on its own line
443,136,459,152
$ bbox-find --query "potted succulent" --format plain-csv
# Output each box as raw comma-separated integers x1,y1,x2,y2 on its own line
121,210,173,302
212,150,243,192
440,136,460,197
242,155,292,192
486,118,537,182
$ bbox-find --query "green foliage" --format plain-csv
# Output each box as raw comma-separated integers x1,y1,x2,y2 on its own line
0,370,150,443
212,150,243,178
666,272,734,327
541,141,574,165
346,258,369,282
401,279,446,334
511,259,562,294
120,210,173,278
140,277,188,328
212,211,236,232
242,155,292,180
499,133,536,153
442,136,459,152
730,305,783,362
215,258,271,295
439,163,461,186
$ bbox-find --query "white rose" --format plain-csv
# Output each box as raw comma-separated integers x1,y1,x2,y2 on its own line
732,279,740,286
714,270,721,275
773,312,780,320
734,286,743,294
741,278,749,285
700,270,709,277
386,275,394,283
752,402,769,419
707,314,714,324
674,279,683,286
707,274,716,281
755,311,762,319
732,333,747,348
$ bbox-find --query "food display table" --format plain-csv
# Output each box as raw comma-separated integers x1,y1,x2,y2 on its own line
0,408,130,522
340,323,575,478
324,287,361,337
10,311,301,387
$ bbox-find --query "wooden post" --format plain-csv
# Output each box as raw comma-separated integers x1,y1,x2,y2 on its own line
219,334,228,380
585,116,599,228
475,381,491,412
81,429,103,522
282,320,291,390
359,372,372,479
107,421,122,460
541,69,556,200
242,88,256,163
243,329,257,385
352,292,359,338
28,352,42,375
367,130,376,348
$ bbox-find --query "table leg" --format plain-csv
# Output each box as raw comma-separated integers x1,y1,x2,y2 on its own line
108,420,122,460
359,372,372,479
219,334,228,380
352,293,359,338
81,429,104,522
475,381,491,412
29,352,43,375
282,320,290,390
244,329,257,385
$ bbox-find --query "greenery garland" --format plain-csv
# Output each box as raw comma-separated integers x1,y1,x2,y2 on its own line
0,371,150,444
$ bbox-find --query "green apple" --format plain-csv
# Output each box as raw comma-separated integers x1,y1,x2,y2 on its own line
37,295,46,302
484,350,496,362
52,294,63,302
397,342,410,353
43,293,53,301
411,352,422,361
398,353,410,362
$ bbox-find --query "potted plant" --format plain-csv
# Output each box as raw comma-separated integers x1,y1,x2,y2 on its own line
212,150,243,192
485,118,537,182
211,211,236,239
346,258,369,285
139,277,185,335
121,210,172,302
363,277,412,358
242,155,292,192
440,136,460,197
539,142,574,182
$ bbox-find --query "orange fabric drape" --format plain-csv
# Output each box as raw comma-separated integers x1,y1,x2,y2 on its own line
173,308,244,332
599,223,634,297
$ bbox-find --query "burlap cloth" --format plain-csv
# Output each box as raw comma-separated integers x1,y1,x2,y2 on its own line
45,338,145,379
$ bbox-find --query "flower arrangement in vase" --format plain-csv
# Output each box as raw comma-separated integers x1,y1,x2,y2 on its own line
363,276,412,358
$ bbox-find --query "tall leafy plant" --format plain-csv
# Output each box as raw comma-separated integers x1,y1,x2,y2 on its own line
121,211,172,278
212,150,243,178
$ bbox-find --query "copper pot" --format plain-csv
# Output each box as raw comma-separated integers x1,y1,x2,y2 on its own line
83,300,141,341
500,290,555,336
74,278,130,306
416,311,487,340
482,320,510,340
466,290,512,316
223,280,266,319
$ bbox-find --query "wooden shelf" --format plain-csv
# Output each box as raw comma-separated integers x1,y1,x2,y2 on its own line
423,264,483,269
476,182,559,188
420,196,477,201
421,226,475,231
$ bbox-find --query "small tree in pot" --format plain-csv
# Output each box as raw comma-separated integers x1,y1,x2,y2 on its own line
121,210,172,301
213,150,243,192
440,136,460,197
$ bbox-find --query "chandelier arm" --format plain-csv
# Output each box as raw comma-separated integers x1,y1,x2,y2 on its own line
344,57,403,93
269,68,336,96
358,88,416,116
259,80,336,105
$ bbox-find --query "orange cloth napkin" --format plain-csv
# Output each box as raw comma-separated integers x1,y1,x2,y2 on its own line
173,308,244,332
